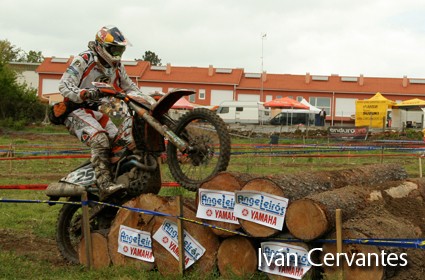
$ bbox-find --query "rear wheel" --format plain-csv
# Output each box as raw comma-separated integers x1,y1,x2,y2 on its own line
167,108,231,191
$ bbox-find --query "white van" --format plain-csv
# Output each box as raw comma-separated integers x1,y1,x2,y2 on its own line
216,101,271,124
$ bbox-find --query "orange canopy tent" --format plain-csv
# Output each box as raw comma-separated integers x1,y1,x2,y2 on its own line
264,97,309,109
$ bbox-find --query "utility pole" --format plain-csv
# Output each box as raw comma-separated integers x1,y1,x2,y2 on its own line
261,33,267,102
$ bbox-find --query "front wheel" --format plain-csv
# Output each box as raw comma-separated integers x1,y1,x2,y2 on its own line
167,108,231,191
56,199,117,264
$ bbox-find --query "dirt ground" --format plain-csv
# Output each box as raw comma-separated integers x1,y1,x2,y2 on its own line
0,228,67,267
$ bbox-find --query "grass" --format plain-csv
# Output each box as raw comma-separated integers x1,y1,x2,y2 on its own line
1,125,424,279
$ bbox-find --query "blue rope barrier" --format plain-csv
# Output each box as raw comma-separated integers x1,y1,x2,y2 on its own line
1,197,424,249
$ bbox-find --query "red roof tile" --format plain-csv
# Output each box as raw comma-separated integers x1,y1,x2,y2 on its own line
142,65,243,85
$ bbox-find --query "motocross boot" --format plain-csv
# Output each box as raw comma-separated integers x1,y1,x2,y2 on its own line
90,133,125,201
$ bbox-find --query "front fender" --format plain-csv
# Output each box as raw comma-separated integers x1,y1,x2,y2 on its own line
151,88,195,118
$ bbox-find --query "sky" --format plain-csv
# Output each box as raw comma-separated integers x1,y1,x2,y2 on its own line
2,0,425,78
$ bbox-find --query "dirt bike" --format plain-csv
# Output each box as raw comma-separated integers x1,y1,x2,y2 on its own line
45,83,231,264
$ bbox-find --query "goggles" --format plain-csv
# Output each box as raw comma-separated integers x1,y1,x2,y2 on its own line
105,44,126,57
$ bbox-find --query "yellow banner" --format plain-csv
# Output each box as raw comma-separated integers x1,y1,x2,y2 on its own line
355,100,388,128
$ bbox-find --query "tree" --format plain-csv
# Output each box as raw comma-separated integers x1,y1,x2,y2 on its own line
0,41,46,124
137,50,162,66
24,50,44,63
0,40,22,62
0,39,44,63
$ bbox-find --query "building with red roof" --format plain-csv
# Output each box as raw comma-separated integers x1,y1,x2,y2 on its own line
36,57,425,125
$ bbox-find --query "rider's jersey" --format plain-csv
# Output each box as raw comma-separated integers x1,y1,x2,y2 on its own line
58,49,150,106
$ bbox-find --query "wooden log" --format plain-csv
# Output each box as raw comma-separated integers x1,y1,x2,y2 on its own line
107,194,167,270
286,180,424,241
321,210,422,280
79,232,111,269
267,163,408,201
238,178,285,237
285,185,370,241
196,172,249,237
217,236,257,278
149,197,220,277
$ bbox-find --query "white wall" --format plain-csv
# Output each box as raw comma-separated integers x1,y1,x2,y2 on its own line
335,98,357,117
210,90,234,106
16,71,38,90
237,93,260,102
140,86,163,94
41,78,60,94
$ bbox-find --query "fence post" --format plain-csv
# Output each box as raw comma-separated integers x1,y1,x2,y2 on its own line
177,195,185,275
335,209,343,280
81,192,93,269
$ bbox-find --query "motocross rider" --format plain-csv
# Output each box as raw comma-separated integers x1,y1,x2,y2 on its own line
58,25,155,200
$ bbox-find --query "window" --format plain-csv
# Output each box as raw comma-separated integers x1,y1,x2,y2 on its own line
189,94,195,103
309,97,331,115
199,89,206,100
236,107,243,112
296,96,304,102
219,107,229,114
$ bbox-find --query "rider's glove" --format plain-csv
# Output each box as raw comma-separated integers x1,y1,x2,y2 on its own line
80,88,102,101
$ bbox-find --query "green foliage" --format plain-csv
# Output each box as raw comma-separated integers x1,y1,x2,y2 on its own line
0,59,47,124
0,39,44,63
138,50,162,66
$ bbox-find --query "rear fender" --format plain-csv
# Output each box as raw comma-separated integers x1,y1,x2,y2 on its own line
151,89,195,118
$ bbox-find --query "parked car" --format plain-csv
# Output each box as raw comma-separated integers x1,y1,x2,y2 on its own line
270,112,312,125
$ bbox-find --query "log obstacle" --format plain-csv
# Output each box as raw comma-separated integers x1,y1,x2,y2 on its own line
197,172,254,237
321,210,422,280
149,197,220,276
71,164,425,278
285,179,425,241
217,236,257,278
79,232,110,269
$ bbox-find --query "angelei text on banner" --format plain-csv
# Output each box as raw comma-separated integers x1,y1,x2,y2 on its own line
118,225,155,262
152,219,206,269
196,188,239,224
234,190,289,230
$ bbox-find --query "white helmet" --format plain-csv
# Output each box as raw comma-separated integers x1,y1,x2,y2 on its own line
94,26,130,68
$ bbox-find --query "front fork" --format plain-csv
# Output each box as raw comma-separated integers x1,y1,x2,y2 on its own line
127,102,190,152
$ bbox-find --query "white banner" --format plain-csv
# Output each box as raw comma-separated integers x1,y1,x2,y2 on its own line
259,242,312,279
117,225,154,262
196,188,239,224
152,219,206,269
234,190,288,230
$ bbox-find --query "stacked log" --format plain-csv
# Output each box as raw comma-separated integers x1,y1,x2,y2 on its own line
196,172,255,237
286,179,425,241
321,209,423,280
79,232,110,269
217,236,257,277
148,197,220,276
107,194,167,270
75,164,425,279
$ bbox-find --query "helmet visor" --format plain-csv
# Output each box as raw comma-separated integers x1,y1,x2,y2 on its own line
105,44,126,57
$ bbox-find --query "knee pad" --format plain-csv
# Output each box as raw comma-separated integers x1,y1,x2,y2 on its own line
90,132,110,150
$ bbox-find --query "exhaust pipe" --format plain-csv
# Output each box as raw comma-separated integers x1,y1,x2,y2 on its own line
45,182,86,197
